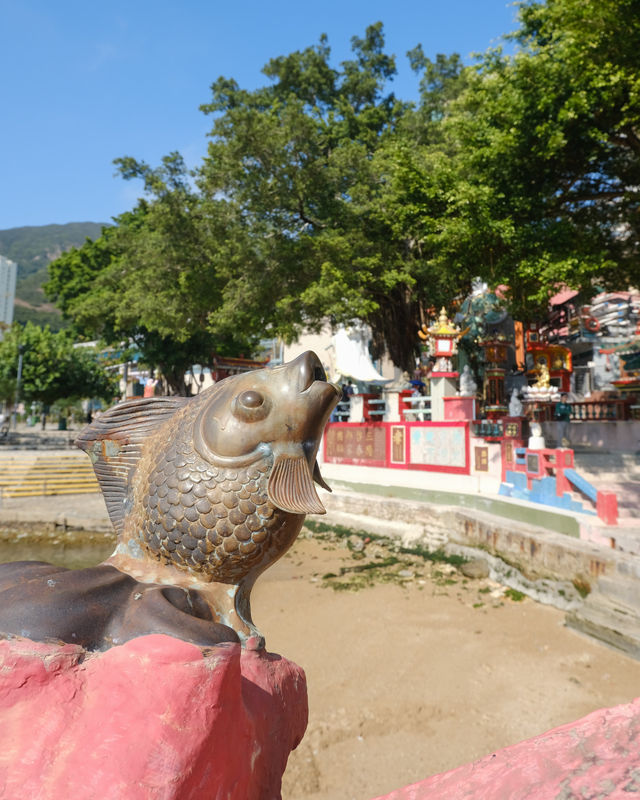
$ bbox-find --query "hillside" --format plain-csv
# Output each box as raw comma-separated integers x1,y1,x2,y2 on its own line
0,222,107,328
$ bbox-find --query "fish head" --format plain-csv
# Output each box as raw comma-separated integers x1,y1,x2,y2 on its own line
193,351,340,514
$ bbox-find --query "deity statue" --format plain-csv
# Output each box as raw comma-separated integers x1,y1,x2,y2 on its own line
508,388,523,417
459,365,477,397
534,358,550,390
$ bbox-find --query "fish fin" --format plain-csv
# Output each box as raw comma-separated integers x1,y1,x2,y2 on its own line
75,397,188,535
313,460,332,493
268,455,327,515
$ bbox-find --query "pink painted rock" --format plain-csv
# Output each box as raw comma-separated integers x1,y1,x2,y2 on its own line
372,697,640,799
0,634,307,800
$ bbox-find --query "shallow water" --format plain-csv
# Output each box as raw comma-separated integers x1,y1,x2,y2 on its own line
0,529,116,570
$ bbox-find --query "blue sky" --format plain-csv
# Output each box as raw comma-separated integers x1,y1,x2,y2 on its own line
0,0,520,230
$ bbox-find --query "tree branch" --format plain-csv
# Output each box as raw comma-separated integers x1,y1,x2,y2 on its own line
609,127,640,156
296,198,325,229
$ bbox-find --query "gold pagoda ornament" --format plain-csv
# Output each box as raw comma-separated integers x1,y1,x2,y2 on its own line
418,308,463,373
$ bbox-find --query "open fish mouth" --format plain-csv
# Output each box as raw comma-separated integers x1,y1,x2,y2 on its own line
265,351,340,514
287,351,342,416
291,350,341,401
296,351,332,392
285,352,341,451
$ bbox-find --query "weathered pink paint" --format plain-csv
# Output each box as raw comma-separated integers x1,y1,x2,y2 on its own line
372,697,640,799
0,634,307,800
597,490,619,526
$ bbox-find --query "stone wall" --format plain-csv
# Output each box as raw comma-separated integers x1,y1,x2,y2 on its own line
322,486,640,656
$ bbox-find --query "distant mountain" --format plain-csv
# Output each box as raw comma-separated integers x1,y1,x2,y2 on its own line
0,222,107,329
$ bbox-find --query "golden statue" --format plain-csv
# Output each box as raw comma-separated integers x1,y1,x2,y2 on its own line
534,358,550,389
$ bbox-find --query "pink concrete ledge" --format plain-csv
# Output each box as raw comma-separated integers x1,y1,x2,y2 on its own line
372,697,640,799
0,635,307,800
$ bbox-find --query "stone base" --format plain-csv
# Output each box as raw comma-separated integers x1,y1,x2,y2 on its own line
566,593,640,659
0,634,307,800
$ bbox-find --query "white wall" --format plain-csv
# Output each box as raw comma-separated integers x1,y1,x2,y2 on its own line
282,326,398,383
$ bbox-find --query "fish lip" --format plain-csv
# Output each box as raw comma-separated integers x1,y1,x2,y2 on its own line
300,381,341,464
303,377,341,414
293,352,341,406
292,351,331,394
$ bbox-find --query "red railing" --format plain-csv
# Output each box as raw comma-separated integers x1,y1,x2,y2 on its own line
398,390,431,421
360,393,386,423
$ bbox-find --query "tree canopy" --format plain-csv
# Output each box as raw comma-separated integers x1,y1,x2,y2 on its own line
398,0,640,320
0,323,117,407
45,159,257,394
197,22,425,367
45,0,640,374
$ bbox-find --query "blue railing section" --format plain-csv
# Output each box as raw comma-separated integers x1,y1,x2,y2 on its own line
564,468,598,503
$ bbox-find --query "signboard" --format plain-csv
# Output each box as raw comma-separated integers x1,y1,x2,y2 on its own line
324,425,386,464
391,426,405,464
324,421,469,474
474,446,489,472
410,426,466,468
526,453,540,474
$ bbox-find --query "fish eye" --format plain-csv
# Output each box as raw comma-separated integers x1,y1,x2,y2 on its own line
232,389,270,422
238,390,264,409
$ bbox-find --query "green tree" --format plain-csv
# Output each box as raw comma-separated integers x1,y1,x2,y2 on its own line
45,157,256,395
0,323,117,407
197,23,437,369
392,0,640,320
47,5,640,374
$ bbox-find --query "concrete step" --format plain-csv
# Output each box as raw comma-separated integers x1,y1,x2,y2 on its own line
0,452,99,497
0,484,99,494
573,452,640,483
0,467,95,475
0,437,77,451
566,593,640,659
0,458,89,468
2,478,97,485
1,486,99,498
594,575,640,609
0,478,96,484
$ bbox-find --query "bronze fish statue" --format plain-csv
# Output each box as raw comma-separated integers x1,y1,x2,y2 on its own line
0,352,339,650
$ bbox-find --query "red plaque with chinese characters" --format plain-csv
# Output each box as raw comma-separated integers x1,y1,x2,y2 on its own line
324,424,387,465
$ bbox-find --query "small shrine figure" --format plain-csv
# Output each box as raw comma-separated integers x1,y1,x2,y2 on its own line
508,388,523,417
459,365,477,397
528,421,546,450
534,358,550,390
418,307,465,421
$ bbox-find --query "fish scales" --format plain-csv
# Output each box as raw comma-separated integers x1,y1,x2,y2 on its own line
122,396,289,584
0,352,340,650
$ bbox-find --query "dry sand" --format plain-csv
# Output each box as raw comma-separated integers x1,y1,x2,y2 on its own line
252,528,640,800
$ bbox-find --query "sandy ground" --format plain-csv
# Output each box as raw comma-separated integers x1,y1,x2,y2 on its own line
251,529,640,800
